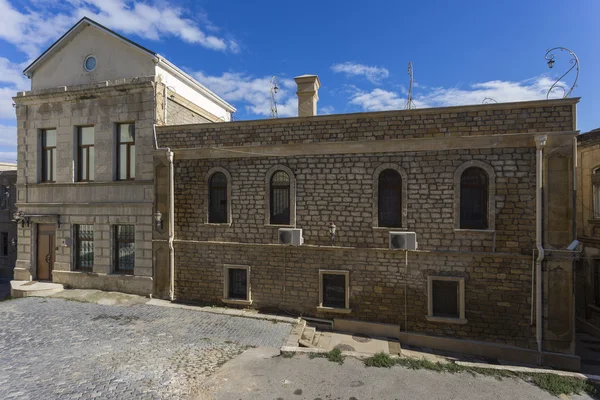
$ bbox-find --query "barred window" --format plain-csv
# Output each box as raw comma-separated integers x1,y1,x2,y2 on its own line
319,270,350,310
460,167,488,229
208,172,228,223
227,268,248,300
378,169,402,227
270,171,290,225
74,225,94,272
114,225,135,274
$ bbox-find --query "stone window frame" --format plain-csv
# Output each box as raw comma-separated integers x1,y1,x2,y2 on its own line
222,264,252,306
205,167,233,226
372,164,408,230
265,165,296,227
426,275,467,325
317,269,351,314
453,160,496,232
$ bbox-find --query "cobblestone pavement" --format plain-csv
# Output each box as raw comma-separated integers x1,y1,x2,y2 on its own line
0,297,292,399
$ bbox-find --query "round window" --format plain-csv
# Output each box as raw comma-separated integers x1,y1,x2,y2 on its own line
84,56,97,72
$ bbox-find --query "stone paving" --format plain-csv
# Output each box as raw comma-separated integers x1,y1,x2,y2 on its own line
0,297,292,399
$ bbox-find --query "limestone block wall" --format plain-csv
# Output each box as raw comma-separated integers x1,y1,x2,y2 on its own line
157,100,576,150
174,242,536,349
174,148,536,254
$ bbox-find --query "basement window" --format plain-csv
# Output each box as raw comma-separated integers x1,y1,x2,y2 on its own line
222,265,251,306
426,276,467,324
318,270,351,314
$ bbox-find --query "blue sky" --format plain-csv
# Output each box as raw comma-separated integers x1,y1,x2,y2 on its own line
0,0,597,162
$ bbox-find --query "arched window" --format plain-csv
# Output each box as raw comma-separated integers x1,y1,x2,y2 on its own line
460,167,488,229
378,169,402,227
209,172,228,223
270,171,290,225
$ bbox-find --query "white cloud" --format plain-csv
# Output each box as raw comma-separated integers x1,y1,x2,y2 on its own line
0,151,17,163
0,58,30,120
193,71,298,118
331,62,389,84
0,125,17,148
348,76,566,112
0,0,239,58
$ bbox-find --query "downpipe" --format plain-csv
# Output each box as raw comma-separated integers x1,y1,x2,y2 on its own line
535,135,547,365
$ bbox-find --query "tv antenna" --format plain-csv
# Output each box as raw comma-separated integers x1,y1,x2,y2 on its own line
405,62,415,109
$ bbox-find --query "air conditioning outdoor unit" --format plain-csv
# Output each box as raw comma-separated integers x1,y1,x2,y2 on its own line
389,231,418,250
278,228,304,246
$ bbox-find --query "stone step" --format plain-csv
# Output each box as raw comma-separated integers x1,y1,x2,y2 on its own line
299,326,316,348
10,280,64,298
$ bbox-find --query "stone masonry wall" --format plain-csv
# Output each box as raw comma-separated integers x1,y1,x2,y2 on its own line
174,147,536,254
167,99,211,125
157,100,575,149
175,242,536,349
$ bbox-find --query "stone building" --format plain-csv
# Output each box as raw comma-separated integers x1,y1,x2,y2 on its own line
0,163,17,282
154,75,580,369
12,18,235,295
576,128,600,336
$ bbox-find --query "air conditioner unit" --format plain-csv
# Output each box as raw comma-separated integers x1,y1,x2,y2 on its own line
389,231,417,250
278,228,303,246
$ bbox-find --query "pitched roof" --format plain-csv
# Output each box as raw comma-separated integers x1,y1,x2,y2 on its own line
23,17,156,75
22,17,236,113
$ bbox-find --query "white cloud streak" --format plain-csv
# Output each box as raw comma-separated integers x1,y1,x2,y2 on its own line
193,71,298,118
349,76,565,112
331,62,389,84
0,0,239,58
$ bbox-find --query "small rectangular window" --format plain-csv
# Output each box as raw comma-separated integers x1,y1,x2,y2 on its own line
319,270,350,311
74,225,94,272
114,225,135,274
427,276,466,324
222,265,251,304
0,232,8,257
77,127,95,182
117,123,135,180
41,129,57,182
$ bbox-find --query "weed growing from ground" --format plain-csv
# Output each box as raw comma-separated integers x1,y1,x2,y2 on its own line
309,348,345,365
362,352,599,398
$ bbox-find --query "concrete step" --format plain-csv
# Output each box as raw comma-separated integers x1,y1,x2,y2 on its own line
299,326,316,348
10,280,64,298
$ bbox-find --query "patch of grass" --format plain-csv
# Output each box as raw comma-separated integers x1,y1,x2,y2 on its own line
281,351,295,359
362,354,599,398
309,348,345,365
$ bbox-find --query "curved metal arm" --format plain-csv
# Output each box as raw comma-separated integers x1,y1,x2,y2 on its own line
482,97,497,104
545,47,579,99
405,62,416,110
270,76,279,118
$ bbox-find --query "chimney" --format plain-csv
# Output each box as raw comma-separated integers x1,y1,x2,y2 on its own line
294,75,320,117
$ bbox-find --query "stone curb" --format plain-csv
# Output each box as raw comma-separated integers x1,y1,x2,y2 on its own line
280,346,600,383
455,361,600,382
147,298,300,325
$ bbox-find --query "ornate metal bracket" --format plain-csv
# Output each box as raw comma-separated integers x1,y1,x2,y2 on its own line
482,97,497,104
270,76,279,118
544,47,579,99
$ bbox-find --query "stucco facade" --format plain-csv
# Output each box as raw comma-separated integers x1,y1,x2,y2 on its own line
13,18,234,296
153,78,580,369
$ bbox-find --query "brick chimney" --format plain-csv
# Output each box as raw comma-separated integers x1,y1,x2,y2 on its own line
294,75,320,117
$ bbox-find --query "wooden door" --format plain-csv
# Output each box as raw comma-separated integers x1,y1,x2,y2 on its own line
37,224,55,281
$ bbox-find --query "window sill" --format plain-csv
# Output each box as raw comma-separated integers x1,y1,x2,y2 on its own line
112,272,134,276
425,316,468,325
222,298,252,306
204,222,232,227
265,224,295,228
454,229,495,234
316,306,352,314
372,226,408,231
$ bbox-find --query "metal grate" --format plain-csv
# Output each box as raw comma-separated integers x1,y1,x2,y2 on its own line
209,172,227,223
460,167,488,229
227,268,247,299
114,225,135,274
323,274,346,308
74,225,94,272
432,280,459,318
270,171,290,225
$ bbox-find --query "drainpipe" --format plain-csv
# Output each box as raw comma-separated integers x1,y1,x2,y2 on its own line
535,135,547,364
572,137,577,242
163,84,168,125
153,124,175,301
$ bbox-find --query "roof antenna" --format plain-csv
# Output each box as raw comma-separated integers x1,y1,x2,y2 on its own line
270,76,279,118
405,62,416,110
